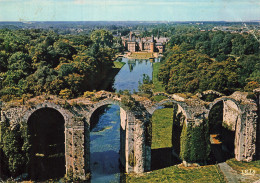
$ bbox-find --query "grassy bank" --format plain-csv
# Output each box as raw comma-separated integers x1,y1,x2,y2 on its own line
113,61,125,69
152,62,165,93
152,62,167,102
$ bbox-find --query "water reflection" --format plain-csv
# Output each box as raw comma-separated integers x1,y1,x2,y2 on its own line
113,57,159,93
90,57,159,183
90,105,123,183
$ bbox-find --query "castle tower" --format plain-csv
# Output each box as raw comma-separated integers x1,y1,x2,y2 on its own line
150,35,155,52
139,39,143,51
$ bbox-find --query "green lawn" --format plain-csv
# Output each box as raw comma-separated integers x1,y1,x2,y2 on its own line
126,165,225,183
151,108,173,149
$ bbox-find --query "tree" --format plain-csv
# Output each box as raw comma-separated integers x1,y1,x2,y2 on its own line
159,46,241,95
0,51,8,72
231,34,246,55
53,40,77,59
90,29,113,48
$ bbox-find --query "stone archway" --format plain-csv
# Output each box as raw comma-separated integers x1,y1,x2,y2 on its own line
147,99,189,170
88,103,127,181
26,107,66,180
148,99,189,119
85,98,150,174
207,98,242,162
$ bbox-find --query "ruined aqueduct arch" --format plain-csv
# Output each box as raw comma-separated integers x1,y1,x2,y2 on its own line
207,98,242,160
0,89,258,180
18,97,151,180
23,102,71,126
148,99,189,118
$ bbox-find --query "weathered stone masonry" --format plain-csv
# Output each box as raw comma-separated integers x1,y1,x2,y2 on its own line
0,89,259,180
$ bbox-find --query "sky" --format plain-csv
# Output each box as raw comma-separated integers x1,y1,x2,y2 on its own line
0,0,260,22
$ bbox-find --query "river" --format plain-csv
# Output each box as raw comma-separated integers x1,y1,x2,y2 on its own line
90,57,160,183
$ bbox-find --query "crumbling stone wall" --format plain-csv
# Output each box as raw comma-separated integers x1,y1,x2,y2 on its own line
0,90,259,180
66,117,87,180
148,91,258,164
223,100,240,131
254,88,260,160
205,92,258,162
120,107,127,168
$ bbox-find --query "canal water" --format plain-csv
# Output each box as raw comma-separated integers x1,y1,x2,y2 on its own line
90,57,160,183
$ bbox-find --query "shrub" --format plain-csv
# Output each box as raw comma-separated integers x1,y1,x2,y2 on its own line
59,88,72,99
180,119,210,164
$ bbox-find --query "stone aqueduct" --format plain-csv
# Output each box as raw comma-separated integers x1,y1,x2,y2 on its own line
0,89,259,180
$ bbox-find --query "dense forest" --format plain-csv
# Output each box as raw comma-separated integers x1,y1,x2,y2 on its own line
0,24,259,101
0,29,123,101
159,30,260,95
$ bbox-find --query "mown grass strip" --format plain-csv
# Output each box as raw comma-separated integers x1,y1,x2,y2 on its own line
151,108,173,149
152,62,165,93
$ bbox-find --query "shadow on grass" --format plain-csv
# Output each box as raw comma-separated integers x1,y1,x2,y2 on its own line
151,147,181,171
208,144,235,165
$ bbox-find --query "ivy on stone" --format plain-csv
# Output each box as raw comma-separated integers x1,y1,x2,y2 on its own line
0,120,30,178
180,119,211,164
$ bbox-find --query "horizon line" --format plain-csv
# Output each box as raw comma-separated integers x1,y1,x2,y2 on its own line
0,20,260,23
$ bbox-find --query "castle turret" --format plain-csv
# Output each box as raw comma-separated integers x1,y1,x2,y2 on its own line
139,39,143,51
129,31,133,41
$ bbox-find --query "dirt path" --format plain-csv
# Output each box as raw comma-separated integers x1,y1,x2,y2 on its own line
219,162,260,183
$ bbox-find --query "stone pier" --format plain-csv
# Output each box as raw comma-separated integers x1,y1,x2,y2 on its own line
0,89,258,180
